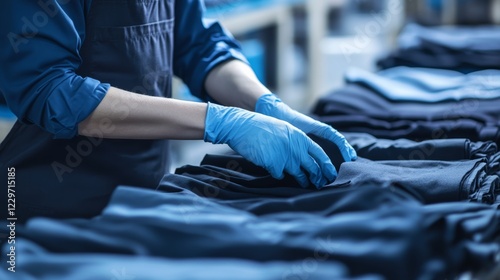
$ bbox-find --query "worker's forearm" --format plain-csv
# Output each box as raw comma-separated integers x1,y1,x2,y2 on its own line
205,60,271,111
78,87,207,140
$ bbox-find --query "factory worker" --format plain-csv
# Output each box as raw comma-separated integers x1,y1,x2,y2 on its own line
0,0,356,221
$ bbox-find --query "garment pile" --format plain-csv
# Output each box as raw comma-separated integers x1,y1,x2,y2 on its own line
2,24,500,280
377,23,500,72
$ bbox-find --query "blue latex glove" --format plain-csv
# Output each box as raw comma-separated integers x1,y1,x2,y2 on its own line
204,103,336,188
255,93,357,163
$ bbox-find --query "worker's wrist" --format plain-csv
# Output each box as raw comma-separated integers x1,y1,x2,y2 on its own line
255,93,290,120
255,93,279,113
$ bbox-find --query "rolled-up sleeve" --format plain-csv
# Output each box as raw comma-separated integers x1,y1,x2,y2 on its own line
0,0,109,139
173,0,248,101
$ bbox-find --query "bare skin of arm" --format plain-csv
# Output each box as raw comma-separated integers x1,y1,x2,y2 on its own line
78,59,269,139
204,60,270,110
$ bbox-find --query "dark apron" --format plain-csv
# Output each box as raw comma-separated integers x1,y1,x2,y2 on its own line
0,0,174,221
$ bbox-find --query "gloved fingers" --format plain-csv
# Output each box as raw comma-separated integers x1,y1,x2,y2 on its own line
269,154,311,187
308,141,338,183
267,165,285,181
317,126,357,162
286,165,310,188
299,154,327,188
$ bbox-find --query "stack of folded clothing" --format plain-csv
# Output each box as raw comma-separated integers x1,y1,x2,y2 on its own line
378,23,500,72
312,67,500,144
171,136,500,205
295,24,500,277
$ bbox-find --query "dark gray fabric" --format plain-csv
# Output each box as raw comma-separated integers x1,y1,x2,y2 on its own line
184,152,499,205
0,0,247,223
345,67,500,103
377,24,500,72
3,144,499,279
6,186,500,280
312,84,500,144
2,240,378,280
343,132,497,161
335,158,498,204
313,84,500,121
397,24,500,52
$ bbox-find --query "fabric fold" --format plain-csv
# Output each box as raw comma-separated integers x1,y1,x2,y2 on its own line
377,23,500,71
343,132,497,161
312,84,500,144
7,185,499,280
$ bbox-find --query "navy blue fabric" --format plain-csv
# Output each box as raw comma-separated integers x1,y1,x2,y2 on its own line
0,0,246,222
6,186,499,280
345,67,500,103
312,84,500,144
343,133,497,161
315,114,500,145
173,0,248,101
0,0,108,138
0,0,246,137
397,24,500,53
2,137,499,279
175,152,500,205
314,84,500,120
377,24,500,72
0,92,6,106
1,240,379,280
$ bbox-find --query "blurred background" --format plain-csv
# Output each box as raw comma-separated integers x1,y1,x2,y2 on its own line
1,0,499,169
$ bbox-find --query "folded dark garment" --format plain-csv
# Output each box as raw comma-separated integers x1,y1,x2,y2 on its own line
311,84,500,144
186,152,499,205
377,24,500,71
345,67,500,103
377,47,500,72
313,84,500,124
11,186,500,280
314,113,500,144
343,132,497,161
335,158,499,204
3,240,375,280
397,24,500,53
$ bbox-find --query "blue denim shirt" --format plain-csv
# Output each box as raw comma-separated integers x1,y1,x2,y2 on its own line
0,0,247,220
0,0,246,139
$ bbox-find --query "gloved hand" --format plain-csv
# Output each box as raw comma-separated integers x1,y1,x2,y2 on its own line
204,103,336,188
255,93,357,163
